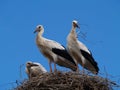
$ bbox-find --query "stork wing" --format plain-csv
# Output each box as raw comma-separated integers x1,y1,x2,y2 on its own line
77,40,91,54
80,49,99,72
52,48,76,65
44,38,65,49
33,62,47,72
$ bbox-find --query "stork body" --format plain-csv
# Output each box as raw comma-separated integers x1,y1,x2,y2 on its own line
34,25,77,72
67,20,99,74
26,61,47,79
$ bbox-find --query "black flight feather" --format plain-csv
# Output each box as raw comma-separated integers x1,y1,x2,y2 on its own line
80,49,99,72
52,48,76,65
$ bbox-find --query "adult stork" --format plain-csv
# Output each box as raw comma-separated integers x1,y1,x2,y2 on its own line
26,61,47,79
34,25,77,72
67,20,99,74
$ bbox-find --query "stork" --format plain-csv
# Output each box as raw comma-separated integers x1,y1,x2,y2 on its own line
34,25,77,72
67,20,99,74
26,61,47,79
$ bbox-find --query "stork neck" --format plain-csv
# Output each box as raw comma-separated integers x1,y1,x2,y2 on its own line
26,66,31,73
38,29,44,37
71,26,77,36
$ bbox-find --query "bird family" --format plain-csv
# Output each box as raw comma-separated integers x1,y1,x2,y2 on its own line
26,20,99,79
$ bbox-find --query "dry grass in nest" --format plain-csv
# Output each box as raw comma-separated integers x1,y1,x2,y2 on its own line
15,71,117,90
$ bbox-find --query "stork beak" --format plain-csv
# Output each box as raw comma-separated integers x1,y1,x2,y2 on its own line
34,28,41,33
34,29,37,33
76,24,80,29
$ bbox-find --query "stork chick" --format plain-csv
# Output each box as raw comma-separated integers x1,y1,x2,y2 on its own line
26,61,47,79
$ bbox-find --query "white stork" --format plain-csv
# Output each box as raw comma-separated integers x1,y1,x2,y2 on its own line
26,61,47,79
34,25,77,72
67,20,99,74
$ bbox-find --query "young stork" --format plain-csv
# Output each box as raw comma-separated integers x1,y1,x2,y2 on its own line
34,25,77,72
67,20,99,74
26,61,47,79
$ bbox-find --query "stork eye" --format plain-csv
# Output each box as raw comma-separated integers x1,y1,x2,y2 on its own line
38,26,41,28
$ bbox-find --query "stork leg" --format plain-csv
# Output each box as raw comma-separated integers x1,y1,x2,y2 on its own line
49,61,52,73
82,63,85,74
74,60,79,72
76,62,79,72
54,63,57,72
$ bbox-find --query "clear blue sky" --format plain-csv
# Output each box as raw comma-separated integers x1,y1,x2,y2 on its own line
0,0,120,89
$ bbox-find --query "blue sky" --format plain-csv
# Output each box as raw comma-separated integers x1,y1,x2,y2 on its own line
0,0,120,89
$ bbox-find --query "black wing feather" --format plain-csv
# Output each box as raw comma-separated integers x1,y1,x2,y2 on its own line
52,48,76,65
80,49,99,72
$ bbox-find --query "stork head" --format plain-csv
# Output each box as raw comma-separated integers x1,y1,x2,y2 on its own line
72,20,80,28
34,25,44,34
26,61,39,68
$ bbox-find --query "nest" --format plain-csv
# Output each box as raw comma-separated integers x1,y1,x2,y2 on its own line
15,71,115,90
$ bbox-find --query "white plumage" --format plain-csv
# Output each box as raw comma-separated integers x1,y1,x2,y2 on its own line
26,61,47,79
34,25,77,72
67,20,99,74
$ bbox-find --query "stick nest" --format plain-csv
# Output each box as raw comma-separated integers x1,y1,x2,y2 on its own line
15,71,116,90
